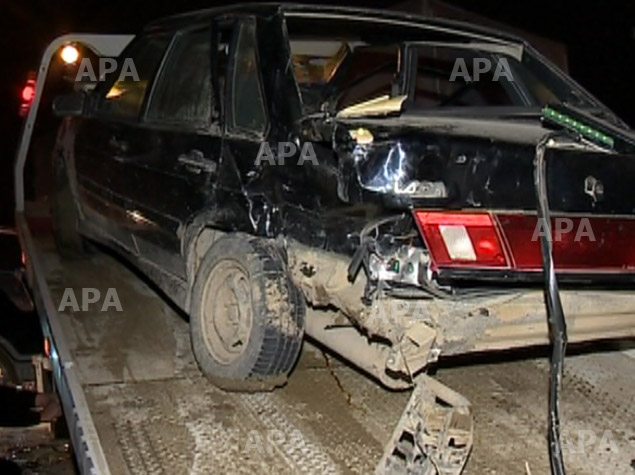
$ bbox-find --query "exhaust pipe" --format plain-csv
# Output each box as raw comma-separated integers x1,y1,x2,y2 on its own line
304,307,411,390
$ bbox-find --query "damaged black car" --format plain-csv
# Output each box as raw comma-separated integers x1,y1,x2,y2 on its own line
50,4,635,474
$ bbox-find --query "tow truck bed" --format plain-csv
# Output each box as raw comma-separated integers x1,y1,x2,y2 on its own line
24,223,407,474
18,217,635,474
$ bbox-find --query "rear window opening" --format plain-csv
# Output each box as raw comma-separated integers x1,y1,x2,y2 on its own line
284,16,599,116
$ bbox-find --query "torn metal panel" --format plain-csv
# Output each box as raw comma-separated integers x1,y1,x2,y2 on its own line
288,241,439,380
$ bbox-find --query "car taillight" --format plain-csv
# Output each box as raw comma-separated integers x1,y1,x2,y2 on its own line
413,211,508,268
19,77,36,118
497,214,635,271
416,211,635,273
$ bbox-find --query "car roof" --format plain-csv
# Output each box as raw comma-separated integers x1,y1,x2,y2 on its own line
146,3,525,46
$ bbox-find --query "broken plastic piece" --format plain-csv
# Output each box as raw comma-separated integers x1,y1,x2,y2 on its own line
337,94,407,119
376,374,473,475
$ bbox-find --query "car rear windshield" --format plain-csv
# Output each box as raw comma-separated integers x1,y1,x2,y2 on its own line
285,16,598,114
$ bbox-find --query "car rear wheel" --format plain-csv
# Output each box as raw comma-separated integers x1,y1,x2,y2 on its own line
51,154,89,258
190,234,305,391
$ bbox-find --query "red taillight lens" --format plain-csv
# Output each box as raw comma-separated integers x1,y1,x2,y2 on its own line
416,211,635,273
498,215,635,271
414,211,508,268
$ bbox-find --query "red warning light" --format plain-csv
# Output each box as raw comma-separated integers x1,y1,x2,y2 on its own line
21,82,35,102
19,76,37,118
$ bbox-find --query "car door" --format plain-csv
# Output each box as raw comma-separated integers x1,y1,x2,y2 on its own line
124,24,230,278
219,17,278,236
74,33,172,251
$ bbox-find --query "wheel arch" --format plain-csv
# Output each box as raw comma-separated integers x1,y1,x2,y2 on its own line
183,218,292,312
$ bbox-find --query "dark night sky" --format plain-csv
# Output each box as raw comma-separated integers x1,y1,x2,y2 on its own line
1,0,633,223
449,0,635,127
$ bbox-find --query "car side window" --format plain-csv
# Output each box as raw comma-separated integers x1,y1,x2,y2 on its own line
413,46,516,107
334,45,399,111
96,34,171,119
228,20,267,135
146,28,213,126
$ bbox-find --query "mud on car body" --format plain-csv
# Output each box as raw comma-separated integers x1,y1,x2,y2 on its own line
50,4,635,473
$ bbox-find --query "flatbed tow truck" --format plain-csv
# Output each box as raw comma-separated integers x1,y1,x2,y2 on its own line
12,34,635,475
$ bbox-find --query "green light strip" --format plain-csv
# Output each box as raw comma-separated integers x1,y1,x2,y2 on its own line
542,106,615,149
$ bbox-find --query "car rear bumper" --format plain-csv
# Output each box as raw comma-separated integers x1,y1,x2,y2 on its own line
432,289,635,355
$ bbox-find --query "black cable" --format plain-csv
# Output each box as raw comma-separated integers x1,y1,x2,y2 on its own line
534,133,569,475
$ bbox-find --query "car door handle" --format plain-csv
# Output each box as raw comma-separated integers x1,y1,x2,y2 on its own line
109,136,129,153
177,150,216,174
109,136,131,162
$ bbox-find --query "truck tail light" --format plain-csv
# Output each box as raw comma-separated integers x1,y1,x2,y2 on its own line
413,211,508,268
19,76,36,118
21,82,35,101
44,338,51,358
